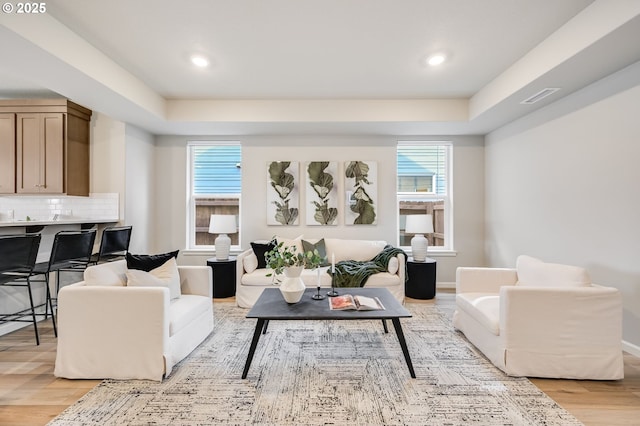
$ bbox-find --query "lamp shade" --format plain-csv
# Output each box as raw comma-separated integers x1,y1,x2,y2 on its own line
405,214,434,234
208,215,237,234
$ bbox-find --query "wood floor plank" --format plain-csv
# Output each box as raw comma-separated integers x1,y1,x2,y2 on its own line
0,293,638,426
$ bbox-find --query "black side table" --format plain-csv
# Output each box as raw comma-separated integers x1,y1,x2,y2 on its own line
206,256,237,298
406,257,436,299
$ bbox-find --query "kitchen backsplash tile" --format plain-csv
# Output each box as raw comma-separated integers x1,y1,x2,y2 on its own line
0,193,119,222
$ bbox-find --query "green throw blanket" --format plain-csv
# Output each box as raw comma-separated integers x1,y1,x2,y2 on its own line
328,245,407,288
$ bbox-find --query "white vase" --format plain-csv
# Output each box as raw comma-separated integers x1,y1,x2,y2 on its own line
279,265,306,303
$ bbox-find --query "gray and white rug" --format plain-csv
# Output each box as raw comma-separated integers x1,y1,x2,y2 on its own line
49,302,582,425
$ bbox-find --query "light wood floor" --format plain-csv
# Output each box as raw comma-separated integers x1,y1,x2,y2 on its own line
1,293,639,426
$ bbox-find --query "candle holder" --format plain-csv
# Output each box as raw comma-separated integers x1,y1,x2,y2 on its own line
311,267,325,300
311,285,325,300
327,273,338,297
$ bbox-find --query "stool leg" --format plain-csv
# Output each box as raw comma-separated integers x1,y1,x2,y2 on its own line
45,278,57,337
26,277,40,345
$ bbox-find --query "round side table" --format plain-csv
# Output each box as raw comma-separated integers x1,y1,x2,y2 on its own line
206,256,237,298
406,257,436,299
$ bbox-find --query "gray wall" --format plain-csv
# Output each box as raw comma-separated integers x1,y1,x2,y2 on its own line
485,66,640,352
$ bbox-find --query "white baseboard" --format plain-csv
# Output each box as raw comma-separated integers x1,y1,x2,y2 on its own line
623,340,640,358
437,282,456,290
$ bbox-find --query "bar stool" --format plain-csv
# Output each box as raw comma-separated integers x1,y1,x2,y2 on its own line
32,229,97,314
90,226,132,264
0,234,56,345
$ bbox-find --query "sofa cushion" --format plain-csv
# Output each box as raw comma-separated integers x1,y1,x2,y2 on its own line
243,252,259,273
241,268,278,286
516,255,591,288
84,260,127,287
126,258,181,300
324,238,387,262
250,240,276,269
168,294,212,336
126,250,179,272
456,293,500,335
276,235,304,254
302,238,329,266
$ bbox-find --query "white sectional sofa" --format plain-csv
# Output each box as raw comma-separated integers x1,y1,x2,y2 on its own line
236,237,405,308
54,259,213,381
453,255,624,380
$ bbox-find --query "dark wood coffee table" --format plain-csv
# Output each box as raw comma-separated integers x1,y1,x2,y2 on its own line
242,287,415,379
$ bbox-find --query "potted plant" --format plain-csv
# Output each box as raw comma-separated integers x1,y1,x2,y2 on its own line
265,241,323,276
265,241,324,303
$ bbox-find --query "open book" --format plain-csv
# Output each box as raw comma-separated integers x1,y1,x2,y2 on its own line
328,294,385,311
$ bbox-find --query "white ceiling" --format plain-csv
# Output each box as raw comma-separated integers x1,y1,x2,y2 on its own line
1,0,640,135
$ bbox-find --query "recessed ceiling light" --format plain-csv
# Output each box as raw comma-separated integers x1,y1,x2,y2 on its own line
426,54,446,67
190,55,209,68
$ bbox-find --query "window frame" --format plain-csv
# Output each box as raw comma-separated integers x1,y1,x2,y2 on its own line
186,141,241,252
397,141,453,253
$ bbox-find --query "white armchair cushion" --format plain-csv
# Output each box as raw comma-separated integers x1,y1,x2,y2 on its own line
456,293,500,335
168,294,213,336
126,258,182,300
516,255,591,288
84,261,127,286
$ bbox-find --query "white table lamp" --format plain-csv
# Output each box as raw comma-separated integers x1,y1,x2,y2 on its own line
405,214,434,262
208,214,237,260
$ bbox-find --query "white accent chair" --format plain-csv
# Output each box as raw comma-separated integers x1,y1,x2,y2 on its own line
54,260,213,381
453,255,624,380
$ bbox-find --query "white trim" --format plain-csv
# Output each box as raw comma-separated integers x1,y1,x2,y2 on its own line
622,341,640,358
437,281,456,290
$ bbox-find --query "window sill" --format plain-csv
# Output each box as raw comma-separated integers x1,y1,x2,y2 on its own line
182,247,244,257
400,247,457,258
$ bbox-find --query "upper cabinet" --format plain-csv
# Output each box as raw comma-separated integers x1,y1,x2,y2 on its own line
0,99,92,196
0,113,16,194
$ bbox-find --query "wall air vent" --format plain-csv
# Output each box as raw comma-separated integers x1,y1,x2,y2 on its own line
520,88,560,105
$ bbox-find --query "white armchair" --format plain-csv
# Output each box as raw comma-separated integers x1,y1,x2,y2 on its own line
54,260,213,381
453,255,624,380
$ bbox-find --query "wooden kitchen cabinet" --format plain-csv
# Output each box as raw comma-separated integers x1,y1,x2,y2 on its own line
0,113,16,194
0,99,91,196
17,113,65,194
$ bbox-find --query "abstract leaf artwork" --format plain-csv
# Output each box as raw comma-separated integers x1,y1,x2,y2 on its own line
344,160,377,225
267,161,299,225
306,161,338,226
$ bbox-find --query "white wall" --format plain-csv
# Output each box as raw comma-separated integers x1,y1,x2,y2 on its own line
154,134,485,283
485,78,640,350
125,124,155,253
91,113,126,217
91,114,155,253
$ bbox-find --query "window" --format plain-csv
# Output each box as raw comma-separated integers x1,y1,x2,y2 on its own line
397,142,451,251
187,142,241,250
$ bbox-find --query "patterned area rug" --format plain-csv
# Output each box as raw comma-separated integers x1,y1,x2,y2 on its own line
49,301,582,425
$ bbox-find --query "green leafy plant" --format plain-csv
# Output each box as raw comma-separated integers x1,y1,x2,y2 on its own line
268,161,299,225
265,241,324,277
345,161,376,224
307,161,338,225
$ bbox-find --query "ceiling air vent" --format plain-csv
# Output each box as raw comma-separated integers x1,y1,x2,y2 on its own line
520,88,560,105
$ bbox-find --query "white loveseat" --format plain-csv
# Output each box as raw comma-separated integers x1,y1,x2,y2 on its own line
236,238,405,308
453,255,623,380
54,259,213,381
